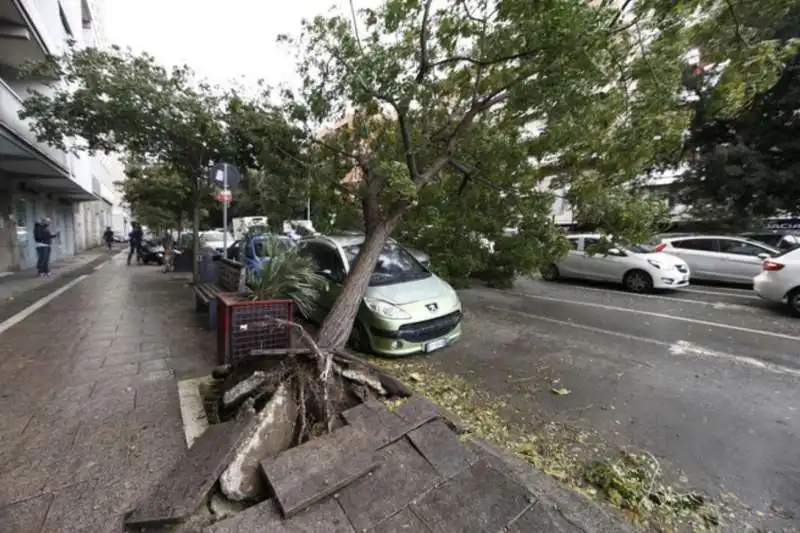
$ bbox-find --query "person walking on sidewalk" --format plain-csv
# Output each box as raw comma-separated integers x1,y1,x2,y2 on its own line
127,222,143,265
103,226,114,250
34,217,59,277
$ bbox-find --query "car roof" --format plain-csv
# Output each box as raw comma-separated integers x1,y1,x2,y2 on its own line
304,234,366,247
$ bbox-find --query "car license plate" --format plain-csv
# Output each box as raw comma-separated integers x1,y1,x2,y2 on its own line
425,338,449,353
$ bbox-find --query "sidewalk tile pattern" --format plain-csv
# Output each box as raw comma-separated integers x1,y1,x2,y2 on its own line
0,257,218,532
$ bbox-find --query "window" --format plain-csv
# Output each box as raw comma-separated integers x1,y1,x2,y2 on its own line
582,237,600,251
718,239,769,257
343,242,430,286
671,238,716,251
300,243,345,279
567,238,579,250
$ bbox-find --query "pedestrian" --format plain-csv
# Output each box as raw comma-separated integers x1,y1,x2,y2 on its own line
127,222,144,266
103,226,114,250
34,217,59,277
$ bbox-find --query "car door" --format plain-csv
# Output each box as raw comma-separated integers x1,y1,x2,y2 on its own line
297,241,345,321
557,237,583,277
580,237,629,281
667,238,720,280
716,238,774,282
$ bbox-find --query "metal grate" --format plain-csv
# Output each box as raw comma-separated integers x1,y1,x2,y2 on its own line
227,299,294,365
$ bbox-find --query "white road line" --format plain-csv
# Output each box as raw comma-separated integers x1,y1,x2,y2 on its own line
487,306,800,378
94,262,105,271
505,290,800,341
682,287,760,300
0,275,89,336
528,281,760,307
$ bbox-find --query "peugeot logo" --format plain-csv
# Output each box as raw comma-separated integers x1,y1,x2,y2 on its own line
426,303,438,312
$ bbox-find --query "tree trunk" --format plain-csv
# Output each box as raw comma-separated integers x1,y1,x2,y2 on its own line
316,219,397,348
192,190,201,283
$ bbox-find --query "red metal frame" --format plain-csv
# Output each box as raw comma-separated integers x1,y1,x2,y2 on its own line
216,294,294,365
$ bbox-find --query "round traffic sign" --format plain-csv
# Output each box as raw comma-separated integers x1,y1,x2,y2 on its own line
207,162,241,189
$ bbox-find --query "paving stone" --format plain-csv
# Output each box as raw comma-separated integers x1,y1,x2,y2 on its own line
71,356,107,373
505,502,574,532
41,478,147,533
338,439,440,532
407,420,477,478
371,508,432,533
125,419,247,527
342,400,437,450
67,362,140,386
394,396,467,434
410,460,531,533
139,358,170,373
204,498,355,533
262,424,377,517
0,492,52,532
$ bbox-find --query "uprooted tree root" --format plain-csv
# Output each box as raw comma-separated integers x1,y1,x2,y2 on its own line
369,357,724,532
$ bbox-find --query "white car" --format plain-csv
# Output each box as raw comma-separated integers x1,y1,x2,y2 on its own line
199,230,235,256
541,233,691,293
753,247,800,316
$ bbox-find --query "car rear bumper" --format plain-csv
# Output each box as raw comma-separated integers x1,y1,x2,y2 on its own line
753,273,786,303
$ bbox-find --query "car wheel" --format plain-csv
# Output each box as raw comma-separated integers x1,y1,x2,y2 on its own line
787,288,800,317
540,264,560,281
623,269,653,293
348,321,372,354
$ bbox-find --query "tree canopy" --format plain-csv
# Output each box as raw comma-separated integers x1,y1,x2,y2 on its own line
675,3,800,223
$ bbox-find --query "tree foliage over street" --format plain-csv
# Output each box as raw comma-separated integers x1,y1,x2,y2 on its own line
672,1,800,222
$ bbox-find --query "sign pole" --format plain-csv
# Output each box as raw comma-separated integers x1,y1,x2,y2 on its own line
222,164,229,253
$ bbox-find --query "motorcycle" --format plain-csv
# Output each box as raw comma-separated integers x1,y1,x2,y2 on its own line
138,240,166,265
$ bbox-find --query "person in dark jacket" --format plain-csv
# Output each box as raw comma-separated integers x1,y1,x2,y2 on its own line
34,217,59,277
103,227,114,250
127,222,144,265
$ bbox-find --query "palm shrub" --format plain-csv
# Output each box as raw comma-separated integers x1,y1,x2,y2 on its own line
247,236,328,318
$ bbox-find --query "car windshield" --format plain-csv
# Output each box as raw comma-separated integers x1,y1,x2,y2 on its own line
343,243,431,286
253,236,295,256
201,231,227,242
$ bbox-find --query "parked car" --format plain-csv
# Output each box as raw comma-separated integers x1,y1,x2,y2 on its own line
649,235,779,284
540,233,690,293
753,247,800,315
199,230,235,259
740,232,800,252
297,234,461,356
335,230,430,268
226,234,296,272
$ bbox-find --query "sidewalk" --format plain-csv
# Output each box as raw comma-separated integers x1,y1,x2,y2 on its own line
0,247,117,303
0,254,218,532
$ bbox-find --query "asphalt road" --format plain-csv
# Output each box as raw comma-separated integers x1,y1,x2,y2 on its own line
438,278,800,530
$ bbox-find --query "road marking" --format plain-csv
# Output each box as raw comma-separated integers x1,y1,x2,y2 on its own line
486,306,800,377
94,262,105,271
0,275,89,336
505,290,800,341
682,287,760,300
528,281,761,307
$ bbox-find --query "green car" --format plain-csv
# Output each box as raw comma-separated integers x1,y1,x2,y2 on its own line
298,234,462,356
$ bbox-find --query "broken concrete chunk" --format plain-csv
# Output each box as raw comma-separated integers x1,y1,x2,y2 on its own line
220,382,298,502
212,364,232,379
341,368,387,396
222,371,268,408
209,492,247,520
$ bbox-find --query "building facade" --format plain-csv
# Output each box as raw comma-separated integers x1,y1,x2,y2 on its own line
0,0,127,272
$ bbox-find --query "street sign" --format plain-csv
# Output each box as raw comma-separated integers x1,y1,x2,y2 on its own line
216,190,232,202
207,163,241,189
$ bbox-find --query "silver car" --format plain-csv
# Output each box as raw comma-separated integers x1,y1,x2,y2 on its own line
651,235,779,284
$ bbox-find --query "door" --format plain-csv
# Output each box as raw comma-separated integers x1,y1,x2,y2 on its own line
580,237,628,281
667,238,719,280
558,237,583,277
298,241,347,321
716,238,774,282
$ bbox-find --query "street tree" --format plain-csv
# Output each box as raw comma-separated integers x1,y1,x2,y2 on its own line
673,3,800,223
116,162,198,237
18,44,242,279
283,0,704,349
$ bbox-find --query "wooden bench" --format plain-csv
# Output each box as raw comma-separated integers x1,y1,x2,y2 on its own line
193,258,245,330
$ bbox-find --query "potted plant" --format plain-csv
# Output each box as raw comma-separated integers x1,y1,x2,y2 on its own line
219,236,327,365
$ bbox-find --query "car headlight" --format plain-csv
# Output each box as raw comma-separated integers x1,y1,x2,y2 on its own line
363,297,411,320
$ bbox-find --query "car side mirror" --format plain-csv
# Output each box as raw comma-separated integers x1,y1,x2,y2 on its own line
757,252,770,259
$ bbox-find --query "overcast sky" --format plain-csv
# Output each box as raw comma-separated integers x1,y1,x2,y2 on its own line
97,0,359,93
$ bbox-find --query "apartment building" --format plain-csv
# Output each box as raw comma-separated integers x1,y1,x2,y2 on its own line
0,0,127,272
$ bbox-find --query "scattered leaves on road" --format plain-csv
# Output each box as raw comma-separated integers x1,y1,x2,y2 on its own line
370,356,722,532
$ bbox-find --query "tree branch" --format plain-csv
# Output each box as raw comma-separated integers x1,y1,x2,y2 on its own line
427,49,539,70
607,0,633,29
725,0,747,46
348,0,365,54
415,0,434,83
